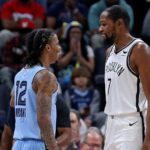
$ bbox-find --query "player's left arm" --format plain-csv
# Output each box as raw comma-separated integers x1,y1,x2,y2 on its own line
131,42,150,150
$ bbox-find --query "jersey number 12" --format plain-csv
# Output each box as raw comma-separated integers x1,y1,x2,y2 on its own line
16,81,27,106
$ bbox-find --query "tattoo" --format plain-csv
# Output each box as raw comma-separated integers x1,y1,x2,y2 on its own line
35,70,58,150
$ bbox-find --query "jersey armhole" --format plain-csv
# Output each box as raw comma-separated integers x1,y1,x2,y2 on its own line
32,68,47,93
127,42,142,77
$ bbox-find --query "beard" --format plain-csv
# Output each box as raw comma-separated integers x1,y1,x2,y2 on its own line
104,37,114,46
101,33,114,46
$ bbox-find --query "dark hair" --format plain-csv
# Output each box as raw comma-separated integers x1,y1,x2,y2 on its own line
71,66,91,86
105,5,130,29
24,28,55,67
63,22,88,60
70,108,80,121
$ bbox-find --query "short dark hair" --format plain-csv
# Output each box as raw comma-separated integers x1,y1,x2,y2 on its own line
71,66,91,86
70,109,80,121
105,5,130,29
24,28,55,67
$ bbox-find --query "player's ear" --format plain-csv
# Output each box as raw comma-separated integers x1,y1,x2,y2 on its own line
45,43,51,52
116,18,124,27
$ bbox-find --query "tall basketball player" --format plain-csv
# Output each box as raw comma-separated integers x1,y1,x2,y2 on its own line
11,29,61,150
99,5,150,150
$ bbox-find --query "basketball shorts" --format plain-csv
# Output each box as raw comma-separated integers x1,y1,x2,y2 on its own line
104,112,146,150
12,139,45,150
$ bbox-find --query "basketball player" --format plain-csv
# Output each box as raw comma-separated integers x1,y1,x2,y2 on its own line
99,5,150,150
11,29,61,150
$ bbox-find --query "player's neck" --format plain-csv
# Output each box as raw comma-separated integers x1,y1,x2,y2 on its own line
39,58,50,69
114,33,134,52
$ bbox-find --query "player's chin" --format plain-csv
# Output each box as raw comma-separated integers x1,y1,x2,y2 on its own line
101,34,107,40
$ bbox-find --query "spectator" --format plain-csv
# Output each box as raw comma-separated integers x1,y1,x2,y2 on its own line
66,109,83,150
46,0,88,30
0,29,18,59
1,0,45,30
56,21,95,92
80,127,104,150
64,67,102,128
0,30,26,71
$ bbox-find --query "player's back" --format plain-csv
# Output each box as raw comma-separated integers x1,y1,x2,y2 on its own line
13,65,46,140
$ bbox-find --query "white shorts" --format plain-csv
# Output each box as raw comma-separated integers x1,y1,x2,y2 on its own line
104,112,145,150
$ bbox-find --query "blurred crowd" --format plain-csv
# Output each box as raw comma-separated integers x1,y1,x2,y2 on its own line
0,0,150,149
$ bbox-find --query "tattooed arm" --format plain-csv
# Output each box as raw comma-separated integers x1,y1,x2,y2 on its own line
33,70,58,150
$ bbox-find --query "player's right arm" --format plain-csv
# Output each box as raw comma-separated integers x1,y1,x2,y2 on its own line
33,69,58,150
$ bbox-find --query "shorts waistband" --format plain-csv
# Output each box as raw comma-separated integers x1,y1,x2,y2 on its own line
14,138,43,142
108,111,144,119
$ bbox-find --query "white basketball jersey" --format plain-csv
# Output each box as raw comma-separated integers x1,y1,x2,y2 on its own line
104,39,147,115
13,65,57,140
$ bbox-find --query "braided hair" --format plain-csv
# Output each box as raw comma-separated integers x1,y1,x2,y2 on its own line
24,28,55,67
